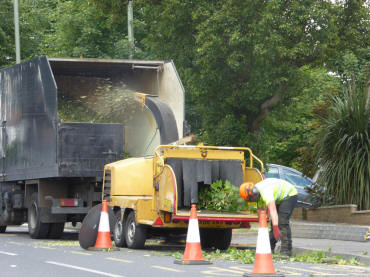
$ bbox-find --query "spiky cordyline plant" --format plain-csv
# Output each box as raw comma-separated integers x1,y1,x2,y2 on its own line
314,87,370,210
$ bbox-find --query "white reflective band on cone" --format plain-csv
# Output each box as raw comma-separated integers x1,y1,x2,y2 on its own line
255,227,272,254
98,212,110,232
186,219,200,243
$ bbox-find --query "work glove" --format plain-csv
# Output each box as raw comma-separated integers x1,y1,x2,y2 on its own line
273,225,281,240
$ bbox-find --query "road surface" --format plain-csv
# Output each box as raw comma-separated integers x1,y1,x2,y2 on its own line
0,225,369,277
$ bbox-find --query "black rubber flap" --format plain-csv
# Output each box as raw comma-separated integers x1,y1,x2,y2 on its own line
145,96,179,144
166,159,243,207
78,203,115,249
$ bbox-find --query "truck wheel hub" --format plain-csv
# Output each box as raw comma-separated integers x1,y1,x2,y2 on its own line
114,221,122,240
29,203,37,229
128,222,135,241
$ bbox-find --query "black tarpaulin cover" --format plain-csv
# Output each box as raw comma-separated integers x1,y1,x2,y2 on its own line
166,158,243,207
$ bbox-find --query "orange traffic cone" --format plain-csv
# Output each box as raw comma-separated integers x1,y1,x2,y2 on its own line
93,200,113,250
244,210,284,276
174,204,211,265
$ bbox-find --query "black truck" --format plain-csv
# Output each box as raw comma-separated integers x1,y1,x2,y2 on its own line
0,57,124,238
0,56,185,239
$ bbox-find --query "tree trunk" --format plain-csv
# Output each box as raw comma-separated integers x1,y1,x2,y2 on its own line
250,93,281,132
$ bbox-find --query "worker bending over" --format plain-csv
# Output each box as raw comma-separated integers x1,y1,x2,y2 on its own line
245,178,298,256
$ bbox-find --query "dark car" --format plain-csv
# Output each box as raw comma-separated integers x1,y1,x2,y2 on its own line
264,164,313,207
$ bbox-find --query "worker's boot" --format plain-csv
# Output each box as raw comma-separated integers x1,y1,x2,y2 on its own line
279,222,292,256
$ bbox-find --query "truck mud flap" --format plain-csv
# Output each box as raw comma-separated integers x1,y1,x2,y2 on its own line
78,203,115,249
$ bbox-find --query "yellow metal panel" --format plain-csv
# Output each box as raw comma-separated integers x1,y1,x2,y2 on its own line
110,196,157,225
244,167,263,184
163,148,244,160
111,195,142,210
155,145,264,170
106,157,154,196
136,199,157,224
158,165,177,212
153,220,188,228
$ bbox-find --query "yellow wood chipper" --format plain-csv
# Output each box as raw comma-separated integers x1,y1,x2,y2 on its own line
103,143,264,249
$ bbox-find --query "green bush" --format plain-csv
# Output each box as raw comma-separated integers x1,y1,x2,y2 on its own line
314,88,370,210
198,180,256,213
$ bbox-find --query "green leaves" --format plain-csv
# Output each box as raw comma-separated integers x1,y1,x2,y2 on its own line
198,180,255,213
204,248,255,264
1,1,368,213
310,51,370,210
314,87,370,210
170,248,360,265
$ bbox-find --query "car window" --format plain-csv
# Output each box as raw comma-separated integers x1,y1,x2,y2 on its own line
264,166,279,179
283,170,312,188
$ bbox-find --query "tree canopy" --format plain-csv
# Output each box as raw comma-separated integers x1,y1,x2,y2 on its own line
1,0,369,176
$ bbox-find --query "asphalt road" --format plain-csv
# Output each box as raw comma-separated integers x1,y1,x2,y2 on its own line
0,225,369,277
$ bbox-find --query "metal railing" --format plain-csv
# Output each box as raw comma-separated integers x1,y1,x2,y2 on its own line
153,144,264,178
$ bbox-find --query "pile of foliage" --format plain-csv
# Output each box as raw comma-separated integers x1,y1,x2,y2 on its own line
198,180,256,213
170,248,360,265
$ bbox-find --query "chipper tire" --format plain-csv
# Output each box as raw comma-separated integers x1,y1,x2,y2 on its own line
124,211,146,249
200,228,232,250
113,210,126,247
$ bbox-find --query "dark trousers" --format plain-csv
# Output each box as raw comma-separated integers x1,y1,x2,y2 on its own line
269,195,297,255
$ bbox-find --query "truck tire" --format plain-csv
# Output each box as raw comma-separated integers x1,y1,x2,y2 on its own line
28,193,50,239
200,228,232,250
48,223,65,239
124,212,146,249
0,226,6,233
113,210,126,247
